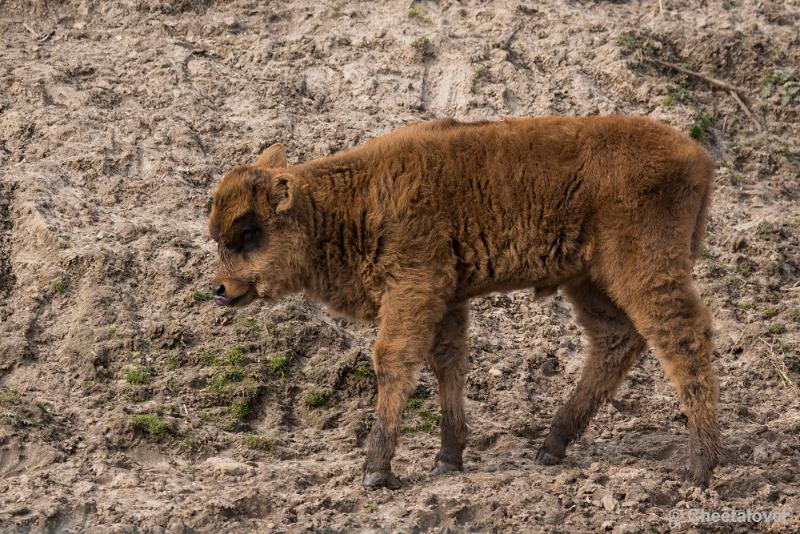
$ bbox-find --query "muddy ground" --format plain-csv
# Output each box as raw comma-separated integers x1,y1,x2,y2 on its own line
1,0,799,532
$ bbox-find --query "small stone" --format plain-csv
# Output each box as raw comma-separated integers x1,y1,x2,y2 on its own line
624,485,648,504
752,444,770,463
204,456,249,476
601,520,614,531
602,493,616,512
757,483,777,500
577,481,599,498
488,368,502,377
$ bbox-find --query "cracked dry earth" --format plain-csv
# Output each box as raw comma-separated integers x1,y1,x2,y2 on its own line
1,0,799,532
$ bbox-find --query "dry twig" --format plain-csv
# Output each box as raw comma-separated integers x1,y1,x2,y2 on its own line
644,56,763,130
759,337,800,397
22,22,38,36
726,324,751,357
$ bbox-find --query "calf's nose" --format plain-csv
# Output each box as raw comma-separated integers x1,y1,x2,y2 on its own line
214,284,226,297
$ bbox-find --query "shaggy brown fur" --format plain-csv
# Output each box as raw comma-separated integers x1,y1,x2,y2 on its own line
208,116,719,489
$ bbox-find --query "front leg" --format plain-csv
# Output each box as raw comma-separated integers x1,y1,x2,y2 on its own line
362,288,446,488
428,304,470,475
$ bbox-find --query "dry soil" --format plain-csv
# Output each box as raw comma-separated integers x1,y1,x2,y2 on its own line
0,1,799,532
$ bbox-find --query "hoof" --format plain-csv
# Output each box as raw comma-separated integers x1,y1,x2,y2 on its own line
688,465,712,488
430,459,462,476
536,447,564,466
362,471,402,489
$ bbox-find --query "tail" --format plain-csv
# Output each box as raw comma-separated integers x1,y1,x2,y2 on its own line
690,153,714,259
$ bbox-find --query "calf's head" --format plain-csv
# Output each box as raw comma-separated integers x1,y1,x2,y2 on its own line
208,144,309,307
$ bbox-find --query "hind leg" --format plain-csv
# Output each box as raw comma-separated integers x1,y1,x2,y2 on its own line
537,279,647,464
608,269,720,486
427,304,470,475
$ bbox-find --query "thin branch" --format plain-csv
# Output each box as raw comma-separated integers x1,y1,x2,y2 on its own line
726,324,750,357
759,337,800,398
22,22,38,36
644,56,762,130
644,57,746,96
730,89,763,130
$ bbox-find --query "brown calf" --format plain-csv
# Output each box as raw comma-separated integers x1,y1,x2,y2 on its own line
208,116,719,488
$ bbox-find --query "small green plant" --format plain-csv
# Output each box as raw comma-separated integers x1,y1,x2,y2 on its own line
689,112,713,141
473,65,489,82
200,412,216,423
761,69,800,106
52,277,68,294
329,2,343,16
208,367,245,393
762,306,779,319
0,390,21,403
125,365,153,385
401,421,437,434
769,323,786,336
662,86,688,106
402,398,440,433
615,33,659,55
366,502,378,513
738,301,754,311
417,409,441,424
726,274,745,287
243,435,274,450
779,148,799,164
224,346,247,366
235,316,262,334
406,398,423,410
231,400,251,421
699,248,713,260
730,174,747,186
179,437,200,451
411,36,432,61
199,347,219,366
130,415,168,438
2,411,32,427
790,309,800,323
193,290,213,303
616,35,639,48
407,7,424,18
270,355,288,377
755,220,772,234
304,390,327,408
352,365,372,379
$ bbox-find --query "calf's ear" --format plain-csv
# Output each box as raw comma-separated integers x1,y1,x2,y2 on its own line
270,173,296,213
254,143,288,169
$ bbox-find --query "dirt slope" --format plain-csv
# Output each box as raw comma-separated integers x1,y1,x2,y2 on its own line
0,1,799,532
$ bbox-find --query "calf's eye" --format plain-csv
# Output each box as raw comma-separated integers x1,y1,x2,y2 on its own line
240,228,260,251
